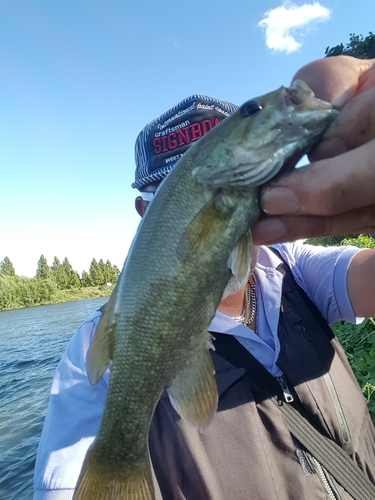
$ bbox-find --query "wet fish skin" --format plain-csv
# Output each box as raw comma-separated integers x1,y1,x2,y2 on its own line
73,81,338,500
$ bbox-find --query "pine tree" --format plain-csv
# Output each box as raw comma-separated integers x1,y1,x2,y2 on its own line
51,256,68,289
97,259,107,285
62,257,81,289
93,259,120,285
105,260,115,284
89,258,104,286
36,255,54,280
81,270,93,287
104,260,120,284
0,256,16,276
113,264,121,282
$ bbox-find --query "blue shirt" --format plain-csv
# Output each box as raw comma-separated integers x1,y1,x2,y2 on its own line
209,243,360,377
33,242,361,500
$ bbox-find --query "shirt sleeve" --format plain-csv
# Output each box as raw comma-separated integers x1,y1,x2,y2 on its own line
274,241,362,325
33,311,109,500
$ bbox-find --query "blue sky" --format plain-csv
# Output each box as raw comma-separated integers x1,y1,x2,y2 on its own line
1,0,374,278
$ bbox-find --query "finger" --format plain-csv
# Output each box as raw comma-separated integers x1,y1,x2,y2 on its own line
357,61,375,95
261,138,375,216
309,86,375,161
252,206,375,246
292,56,374,106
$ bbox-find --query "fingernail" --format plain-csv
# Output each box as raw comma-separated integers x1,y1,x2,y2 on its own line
260,186,300,214
252,218,286,244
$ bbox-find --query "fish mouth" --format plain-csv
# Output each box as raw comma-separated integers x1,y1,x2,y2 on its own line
272,80,339,176
282,79,333,111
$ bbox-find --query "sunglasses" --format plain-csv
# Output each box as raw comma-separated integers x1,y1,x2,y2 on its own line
140,191,156,202
139,181,162,202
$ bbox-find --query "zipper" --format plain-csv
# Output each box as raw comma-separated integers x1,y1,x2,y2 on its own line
306,453,339,500
322,373,351,444
276,374,294,403
298,321,351,445
294,437,339,499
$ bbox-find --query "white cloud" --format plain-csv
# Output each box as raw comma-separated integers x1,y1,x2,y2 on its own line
258,2,331,54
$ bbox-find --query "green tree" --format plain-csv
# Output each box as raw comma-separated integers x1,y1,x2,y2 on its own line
36,255,54,280
33,277,58,302
89,258,104,286
105,260,120,284
325,32,375,59
62,257,81,289
0,256,16,276
81,270,93,287
98,259,108,285
341,234,375,248
51,256,68,290
113,264,121,282
306,235,356,248
93,259,120,286
97,258,118,285
0,275,18,309
0,274,57,310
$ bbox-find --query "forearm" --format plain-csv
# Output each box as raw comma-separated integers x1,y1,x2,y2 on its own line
347,249,375,317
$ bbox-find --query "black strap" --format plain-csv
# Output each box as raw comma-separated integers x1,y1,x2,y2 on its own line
213,333,375,500
271,246,337,340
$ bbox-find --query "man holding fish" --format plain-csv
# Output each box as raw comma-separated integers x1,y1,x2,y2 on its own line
34,55,375,500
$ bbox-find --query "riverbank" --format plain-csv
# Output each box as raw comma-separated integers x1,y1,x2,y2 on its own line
52,284,115,303
0,285,115,312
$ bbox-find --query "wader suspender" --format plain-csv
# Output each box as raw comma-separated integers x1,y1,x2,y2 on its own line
213,248,375,500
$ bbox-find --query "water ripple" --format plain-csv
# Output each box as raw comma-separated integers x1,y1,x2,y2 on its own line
0,297,106,500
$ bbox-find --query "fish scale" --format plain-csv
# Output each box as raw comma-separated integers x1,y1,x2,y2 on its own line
73,80,338,500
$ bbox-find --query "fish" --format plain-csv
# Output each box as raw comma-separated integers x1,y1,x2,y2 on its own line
73,80,338,500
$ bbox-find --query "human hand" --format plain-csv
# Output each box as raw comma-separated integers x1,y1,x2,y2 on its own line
252,55,375,245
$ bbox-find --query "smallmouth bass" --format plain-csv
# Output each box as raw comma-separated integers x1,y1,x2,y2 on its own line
73,81,338,500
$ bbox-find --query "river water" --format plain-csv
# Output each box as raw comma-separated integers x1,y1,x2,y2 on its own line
0,297,108,500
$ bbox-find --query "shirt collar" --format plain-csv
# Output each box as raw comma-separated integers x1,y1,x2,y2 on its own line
257,245,284,271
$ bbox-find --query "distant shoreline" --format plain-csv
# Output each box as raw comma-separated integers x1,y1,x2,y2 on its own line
0,285,114,312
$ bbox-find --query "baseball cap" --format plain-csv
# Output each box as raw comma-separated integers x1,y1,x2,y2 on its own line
132,94,238,191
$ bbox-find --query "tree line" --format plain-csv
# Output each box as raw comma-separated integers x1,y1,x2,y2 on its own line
0,255,120,310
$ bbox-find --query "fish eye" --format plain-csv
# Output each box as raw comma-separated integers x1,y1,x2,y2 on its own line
239,99,263,118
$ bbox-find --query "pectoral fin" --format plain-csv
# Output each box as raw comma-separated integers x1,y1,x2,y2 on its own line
167,335,218,429
177,199,231,260
227,228,253,287
86,280,120,385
